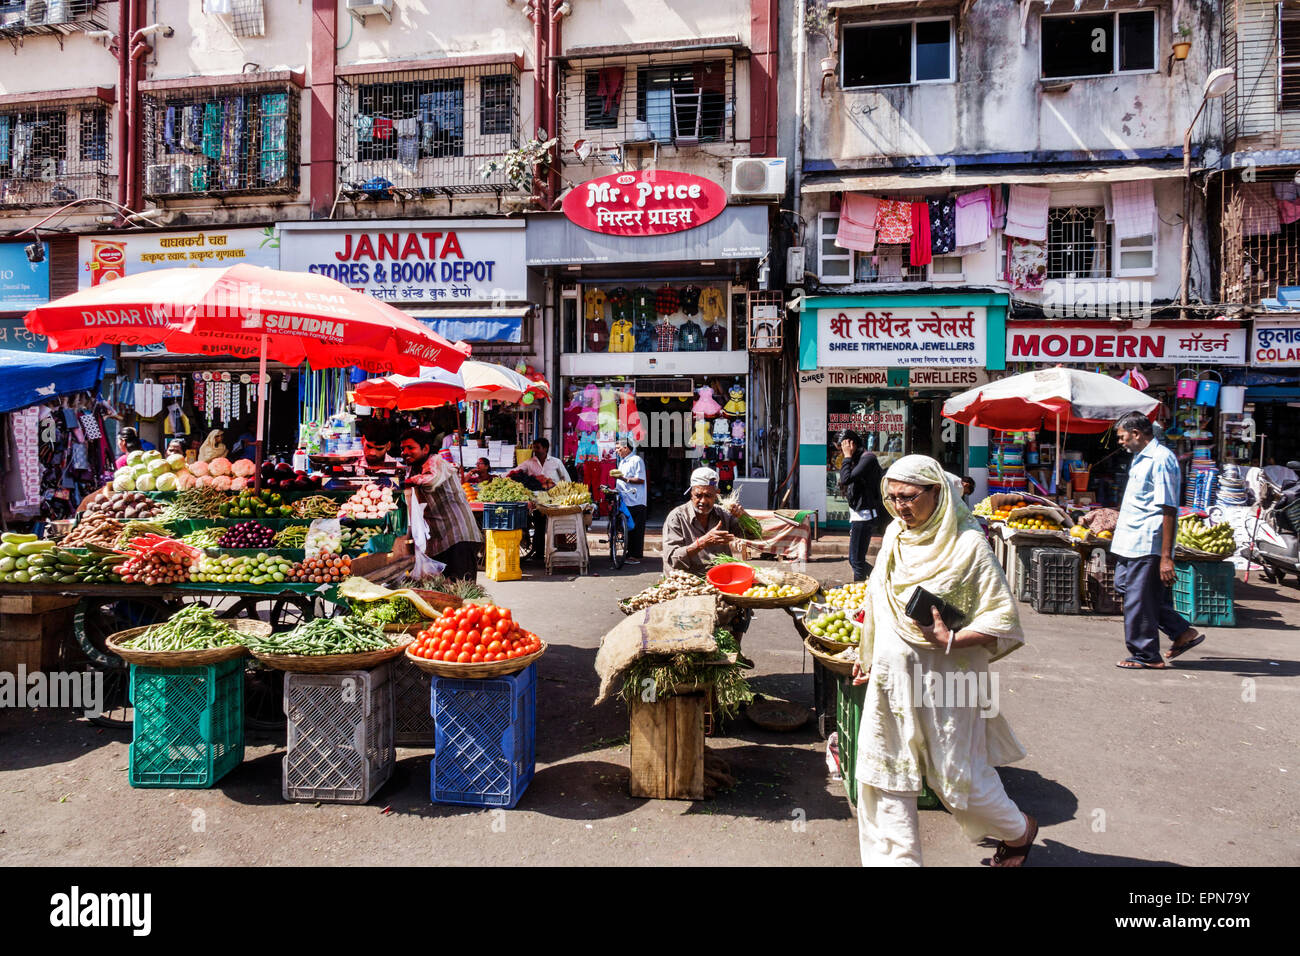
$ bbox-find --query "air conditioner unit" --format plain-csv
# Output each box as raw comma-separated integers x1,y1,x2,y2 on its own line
730,156,786,202
346,0,394,23
23,0,46,26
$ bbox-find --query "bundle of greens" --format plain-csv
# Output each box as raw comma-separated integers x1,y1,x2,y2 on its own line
718,491,764,540
348,595,424,628
244,616,396,656
618,627,752,721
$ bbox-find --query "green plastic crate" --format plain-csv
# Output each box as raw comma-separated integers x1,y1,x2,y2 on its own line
1173,560,1236,627
129,658,244,788
836,677,941,810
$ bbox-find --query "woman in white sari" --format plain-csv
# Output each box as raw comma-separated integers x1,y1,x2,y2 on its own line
852,455,1037,866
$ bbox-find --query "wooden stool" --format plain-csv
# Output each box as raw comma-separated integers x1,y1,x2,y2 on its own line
544,511,589,575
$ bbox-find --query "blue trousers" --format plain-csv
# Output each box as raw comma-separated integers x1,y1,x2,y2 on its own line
1113,554,1193,663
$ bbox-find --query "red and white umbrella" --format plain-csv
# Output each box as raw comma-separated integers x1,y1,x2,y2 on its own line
357,361,534,410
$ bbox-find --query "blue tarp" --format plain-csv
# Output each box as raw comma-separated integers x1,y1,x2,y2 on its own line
0,351,105,414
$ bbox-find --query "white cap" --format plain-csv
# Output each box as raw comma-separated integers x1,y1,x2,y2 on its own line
687,466,720,494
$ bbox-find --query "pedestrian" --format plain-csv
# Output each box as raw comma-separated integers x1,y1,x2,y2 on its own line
399,428,482,582
114,426,143,468
661,466,756,575
837,429,883,581
851,454,1037,867
1110,412,1204,668
960,475,975,507
615,438,647,564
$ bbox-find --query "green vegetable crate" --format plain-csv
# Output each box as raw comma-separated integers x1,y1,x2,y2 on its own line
837,677,941,811
128,658,244,788
1172,560,1236,627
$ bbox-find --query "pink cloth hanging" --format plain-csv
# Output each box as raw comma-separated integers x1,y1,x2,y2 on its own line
874,199,913,244
1004,185,1051,241
1111,180,1156,240
836,193,879,252
909,201,932,267
1241,182,1281,236
954,187,992,246
991,184,1007,229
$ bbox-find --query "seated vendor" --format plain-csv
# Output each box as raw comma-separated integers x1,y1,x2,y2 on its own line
465,457,493,484
662,466,756,575
510,437,570,489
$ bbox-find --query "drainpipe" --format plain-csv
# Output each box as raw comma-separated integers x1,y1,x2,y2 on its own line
546,1,568,208
123,0,152,213
785,0,807,508
529,1,545,208
310,0,338,217
114,0,130,208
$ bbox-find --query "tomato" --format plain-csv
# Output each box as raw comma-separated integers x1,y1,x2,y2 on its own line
486,640,502,654
467,629,481,645
499,608,513,623
453,629,466,644
469,652,482,663
465,607,482,626
482,606,499,626
456,651,471,663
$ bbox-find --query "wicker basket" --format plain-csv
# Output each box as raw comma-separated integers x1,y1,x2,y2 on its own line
804,634,856,676
718,570,821,609
105,619,269,668
409,589,462,613
1174,545,1234,562
249,637,411,673
535,503,585,517
745,695,811,732
404,641,547,679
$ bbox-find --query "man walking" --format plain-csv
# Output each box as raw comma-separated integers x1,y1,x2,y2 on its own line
1111,412,1205,669
399,428,482,583
615,439,647,564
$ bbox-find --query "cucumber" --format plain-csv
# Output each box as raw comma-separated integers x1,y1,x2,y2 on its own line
12,570,29,583
16,540,55,556
0,543,18,558
14,557,28,571
1,532,37,545
58,574,79,584
0,557,12,574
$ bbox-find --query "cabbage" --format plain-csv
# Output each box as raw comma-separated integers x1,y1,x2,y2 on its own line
147,459,170,478
166,453,187,472
156,473,178,492
208,457,232,477
113,475,135,492
113,467,134,482
127,450,145,466
135,473,156,492
141,449,162,463
132,463,150,479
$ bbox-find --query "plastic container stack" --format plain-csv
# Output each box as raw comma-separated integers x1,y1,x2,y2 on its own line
129,658,244,789
431,664,537,809
1217,464,1248,507
393,656,436,747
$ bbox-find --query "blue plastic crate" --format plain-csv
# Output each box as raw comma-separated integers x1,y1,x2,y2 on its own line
431,664,536,808
1173,560,1236,627
129,658,244,789
482,502,530,531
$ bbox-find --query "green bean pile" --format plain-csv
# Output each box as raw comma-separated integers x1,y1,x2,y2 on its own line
181,527,225,549
122,605,243,651
245,616,396,656
273,524,310,548
161,486,228,520
292,495,340,519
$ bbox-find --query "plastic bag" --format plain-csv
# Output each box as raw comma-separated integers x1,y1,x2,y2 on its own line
305,517,342,554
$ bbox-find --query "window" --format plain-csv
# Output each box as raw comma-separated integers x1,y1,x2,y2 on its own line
79,108,107,162
480,74,513,136
1282,15,1300,111
1046,206,1111,278
1041,11,1156,79
817,212,853,284
842,19,953,88
0,108,66,180
584,68,623,129
929,254,964,281
356,78,464,161
1115,233,1156,277
635,61,726,143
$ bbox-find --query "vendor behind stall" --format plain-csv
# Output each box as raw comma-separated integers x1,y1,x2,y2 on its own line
662,466,757,575
399,428,481,582
357,423,400,475
510,438,571,558
465,457,493,483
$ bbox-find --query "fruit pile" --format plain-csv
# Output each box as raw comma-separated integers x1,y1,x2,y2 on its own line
1007,515,1063,532
189,552,294,585
821,581,870,609
535,481,592,507
807,608,864,644
259,461,325,492
85,492,167,521
338,484,398,519
1177,515,1236,555
462,482,479,503
1069,525,1112,542
991,501,1028,522
408,603,542,663
117,535,199,586
476,477,531,503
286,552,353,583
741,583,804,599
217,521,277,549
218,490,294,519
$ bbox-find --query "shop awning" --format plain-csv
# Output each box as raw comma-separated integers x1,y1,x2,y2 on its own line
0,350,104,414
802,162,1188,194
403,307,529,345
526,205,768,266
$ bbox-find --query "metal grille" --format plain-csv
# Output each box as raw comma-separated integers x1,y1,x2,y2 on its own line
0,99,111,208
1223,4,1300,147
0,0,106,42
141,82,300,200
1218,169,1300,306
852,246,927,284
1046,205,1110,279
336,63,521,198
230,0,265,38
558,52,737,167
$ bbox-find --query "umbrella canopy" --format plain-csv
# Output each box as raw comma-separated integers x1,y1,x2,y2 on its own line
459,361,532,403
0,351,104,414
354,366,466,411
942,367,1160,435
24,264,466,377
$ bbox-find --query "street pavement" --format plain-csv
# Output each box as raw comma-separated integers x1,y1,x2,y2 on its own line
0,553,1296,867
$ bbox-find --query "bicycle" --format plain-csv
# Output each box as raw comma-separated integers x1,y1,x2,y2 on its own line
602,486,630,569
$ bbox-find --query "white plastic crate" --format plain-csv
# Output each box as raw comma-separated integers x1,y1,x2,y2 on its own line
283,664,395,804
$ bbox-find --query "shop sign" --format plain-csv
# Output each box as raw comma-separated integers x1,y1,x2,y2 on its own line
828,408,906,434
798,368,890,388
816,307,987,368
1006,325,1246,365
562,170,727,237
77,228,279,289
910,367,989,389
0,242,50,310
278,221,526,303
0,318,116,373
1250,320,1300,367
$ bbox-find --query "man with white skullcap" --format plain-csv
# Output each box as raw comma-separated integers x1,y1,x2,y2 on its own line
661,466,755,575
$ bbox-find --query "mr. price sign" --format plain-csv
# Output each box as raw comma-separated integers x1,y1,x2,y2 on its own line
562,170,727,237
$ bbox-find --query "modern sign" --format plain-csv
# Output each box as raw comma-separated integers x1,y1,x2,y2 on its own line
562,170,727,237
77,228,279,289
816,307,987,368
278,220,526,303
1006,325,1246,365
1250,320,1300,367
0,243,50,310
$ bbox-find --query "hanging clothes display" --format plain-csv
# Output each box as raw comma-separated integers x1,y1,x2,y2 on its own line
837,192,879,252
873,199,913,244
1111,180,1156,240
954,186,992,247
909,201,932,267
1007,237,1047,291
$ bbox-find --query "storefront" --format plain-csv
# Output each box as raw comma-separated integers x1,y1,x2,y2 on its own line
796,293,1007,524
527,177,770,518
1246,318,1300,467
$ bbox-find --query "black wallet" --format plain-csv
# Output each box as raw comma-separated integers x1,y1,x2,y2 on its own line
905,586,967,632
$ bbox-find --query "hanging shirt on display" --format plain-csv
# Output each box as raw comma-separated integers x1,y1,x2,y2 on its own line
633,318,656,352
608,319,635,352
704,324,727,351
655,321,678,352
584,288,608,320
679,285,702,315
586,316,610,352
654,286,680,316
677,320,705,351
607,287,632,321
699,287,726,323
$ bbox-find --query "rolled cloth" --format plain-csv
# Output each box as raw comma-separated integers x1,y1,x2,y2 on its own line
868,455,1024,658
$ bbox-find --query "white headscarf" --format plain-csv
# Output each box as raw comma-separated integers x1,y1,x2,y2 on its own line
867,454,1023,659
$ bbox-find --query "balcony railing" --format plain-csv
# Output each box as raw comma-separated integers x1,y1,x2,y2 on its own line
0,0,111,47
336,61,521,198
1219,171,1300,306
0,95,112,209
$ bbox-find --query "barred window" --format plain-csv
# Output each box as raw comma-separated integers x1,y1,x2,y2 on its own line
584,69,622,130
635,60,726,144
480,74,513,136
1046,205,1111,278
0,100,111,208
356,79,465,161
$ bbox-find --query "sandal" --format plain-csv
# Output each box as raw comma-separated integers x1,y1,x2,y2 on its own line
1116,657,1170,670
1165,632,1205,661
991,815,1038,867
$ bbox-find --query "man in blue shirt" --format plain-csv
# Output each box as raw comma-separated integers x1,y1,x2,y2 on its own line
614,438,647,564
1110,412,1204,669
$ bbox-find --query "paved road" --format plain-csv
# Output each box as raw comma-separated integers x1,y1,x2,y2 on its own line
1,556,1296,867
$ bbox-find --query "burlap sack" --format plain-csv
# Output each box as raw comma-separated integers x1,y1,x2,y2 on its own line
594,594,718,705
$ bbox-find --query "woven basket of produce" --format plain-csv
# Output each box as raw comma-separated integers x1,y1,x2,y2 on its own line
243,618,410,673
620,569,724,615
1174,545,1232,562
249,642,410,673
718,570,821,609
105,617,268,668
804,634,857,676
405,641,546,679
536,503,584,517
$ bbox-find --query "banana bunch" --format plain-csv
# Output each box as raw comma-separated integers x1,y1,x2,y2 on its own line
1177,516,1236,555
550,481,592,506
